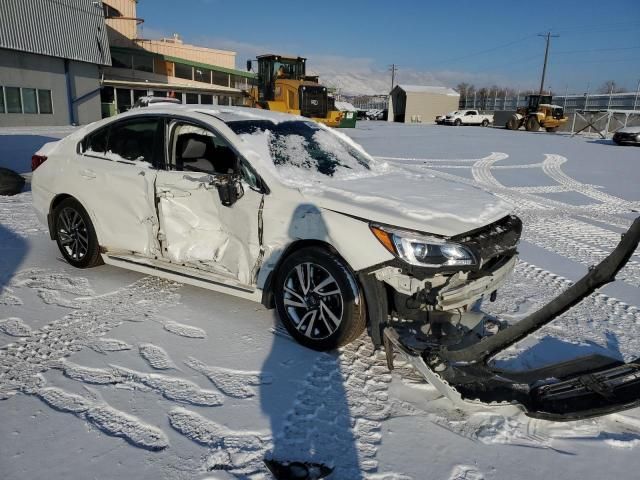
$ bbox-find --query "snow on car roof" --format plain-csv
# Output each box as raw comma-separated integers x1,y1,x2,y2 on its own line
137,104,304,124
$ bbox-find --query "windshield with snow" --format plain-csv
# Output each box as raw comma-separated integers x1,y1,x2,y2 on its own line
226,120,372,179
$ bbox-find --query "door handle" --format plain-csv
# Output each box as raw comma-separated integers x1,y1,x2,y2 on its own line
80,169,96,179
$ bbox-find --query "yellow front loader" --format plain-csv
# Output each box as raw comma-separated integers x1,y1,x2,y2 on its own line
246,54,343,128
506,94,568,132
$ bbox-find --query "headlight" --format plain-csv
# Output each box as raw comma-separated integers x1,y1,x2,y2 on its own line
370,224,476,267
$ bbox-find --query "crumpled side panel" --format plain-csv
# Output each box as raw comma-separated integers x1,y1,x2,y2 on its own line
156,173,261,285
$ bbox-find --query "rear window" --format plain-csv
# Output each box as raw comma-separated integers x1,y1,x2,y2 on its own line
80,117,160,165
226,120,372,179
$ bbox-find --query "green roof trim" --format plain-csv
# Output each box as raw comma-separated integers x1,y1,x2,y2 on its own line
110,46,257,79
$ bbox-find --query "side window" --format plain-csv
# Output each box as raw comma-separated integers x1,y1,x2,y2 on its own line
465,111,473,116
107,117,160,165
81,126,109,155
169,121,238,175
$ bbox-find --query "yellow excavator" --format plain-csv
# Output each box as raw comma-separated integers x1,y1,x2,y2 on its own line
246,54,343,127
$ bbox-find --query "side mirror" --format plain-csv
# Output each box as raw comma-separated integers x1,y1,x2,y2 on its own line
216,175,244,207
246,60,252,72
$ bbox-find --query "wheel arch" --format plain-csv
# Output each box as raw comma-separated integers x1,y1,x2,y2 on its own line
260,238,368,310
49,194,102,250
48,193,74,240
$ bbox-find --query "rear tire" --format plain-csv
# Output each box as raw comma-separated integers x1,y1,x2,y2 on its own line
274,247,366,351
545,127,559,132
52,198,103,268
525,116,540,132
454,119,462,126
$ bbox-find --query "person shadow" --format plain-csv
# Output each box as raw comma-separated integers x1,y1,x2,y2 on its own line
0,222,29,316
260,204,364,479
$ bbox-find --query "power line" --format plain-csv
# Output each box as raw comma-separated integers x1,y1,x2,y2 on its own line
429,34,537,66
554,45,640,55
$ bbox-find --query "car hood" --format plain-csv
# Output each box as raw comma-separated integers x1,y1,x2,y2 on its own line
300,171,513,237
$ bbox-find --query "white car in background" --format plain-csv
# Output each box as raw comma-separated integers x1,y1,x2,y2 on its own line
31,105,521,351
445,109,493,127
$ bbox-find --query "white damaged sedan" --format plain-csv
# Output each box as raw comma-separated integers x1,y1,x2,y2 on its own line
32,105,521,351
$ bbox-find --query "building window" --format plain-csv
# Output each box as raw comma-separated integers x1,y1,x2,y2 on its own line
174,62,193,80
152,90,167,97
116,88,132,113
232,75,249,90
194,68,211,83
212,71,229,87
38,89,53,114
103,4,122,18
133,54,154,73
200,94,213,105
0,87,4,113
112,51,133,69
22,88,38,114
185,93,198,104
133,89,147,103
5,87,22,113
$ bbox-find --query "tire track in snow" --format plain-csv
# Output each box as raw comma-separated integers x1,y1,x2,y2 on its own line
138,343,176,370
0,270,182,449
53,359,224,407
0,317,32,337
36,387,169,451
542,154,640,208
376,152,508,163
266,331,418,479
185,356,271,399
486,261,640,363
464,154,640,287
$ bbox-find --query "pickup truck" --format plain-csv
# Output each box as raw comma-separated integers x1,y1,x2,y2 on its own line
445,110,493,126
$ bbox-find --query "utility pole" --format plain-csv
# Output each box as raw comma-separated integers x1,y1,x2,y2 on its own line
538,32,559,95
389,64,398,92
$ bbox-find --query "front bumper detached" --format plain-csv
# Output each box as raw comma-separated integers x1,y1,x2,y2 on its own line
384,216,640,421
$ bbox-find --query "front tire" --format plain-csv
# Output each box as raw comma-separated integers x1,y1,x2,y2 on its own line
274,247,366,351
545,126,559,132
525,116,540,132
481,119,489,127
52,198,102,268
454,119,462,126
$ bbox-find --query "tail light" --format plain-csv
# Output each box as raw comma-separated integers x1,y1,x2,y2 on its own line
31,154,47,171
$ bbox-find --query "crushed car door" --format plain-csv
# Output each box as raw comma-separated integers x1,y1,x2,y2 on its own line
76,116,161,257
155,118,264,287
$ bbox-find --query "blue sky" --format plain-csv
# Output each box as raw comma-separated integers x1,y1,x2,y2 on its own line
138,0,640,93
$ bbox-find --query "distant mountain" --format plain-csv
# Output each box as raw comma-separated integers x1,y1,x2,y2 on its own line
310,69,443,96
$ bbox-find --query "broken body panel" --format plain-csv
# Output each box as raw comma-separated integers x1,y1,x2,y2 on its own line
383,217,640,420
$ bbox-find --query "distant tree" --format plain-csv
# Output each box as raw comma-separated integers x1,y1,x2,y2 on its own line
456,82,471,97
598,80,626,94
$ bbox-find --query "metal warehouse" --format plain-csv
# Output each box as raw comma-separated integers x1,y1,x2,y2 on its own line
388,85,460,124
0,0,111,127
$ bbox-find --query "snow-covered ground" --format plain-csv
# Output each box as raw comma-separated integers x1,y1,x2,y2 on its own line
1,123,639,480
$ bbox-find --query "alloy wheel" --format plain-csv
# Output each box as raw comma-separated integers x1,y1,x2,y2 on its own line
282,262,344,340
57,207,89,261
